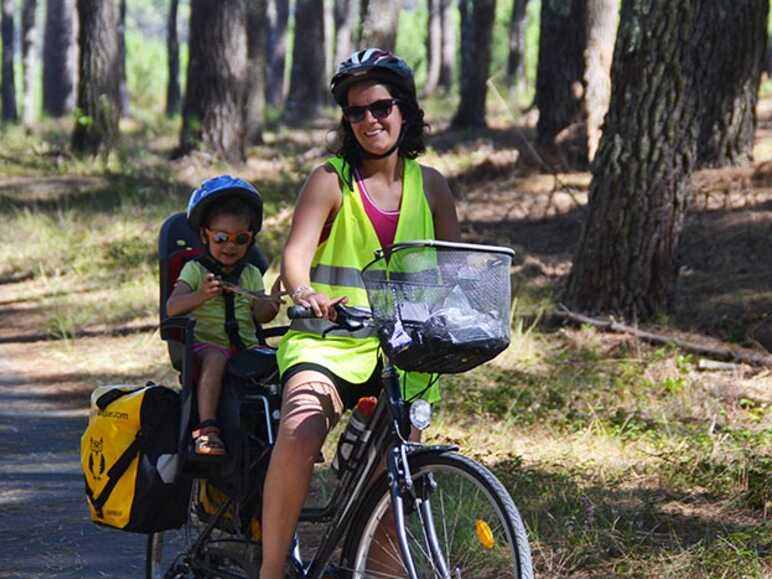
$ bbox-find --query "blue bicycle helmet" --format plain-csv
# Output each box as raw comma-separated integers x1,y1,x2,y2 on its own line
331,48,416,106
186,175,263,233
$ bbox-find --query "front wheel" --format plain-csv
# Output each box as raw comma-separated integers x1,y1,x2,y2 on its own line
342,452,533,578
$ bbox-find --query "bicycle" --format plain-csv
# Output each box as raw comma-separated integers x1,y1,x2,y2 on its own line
147,240,533,579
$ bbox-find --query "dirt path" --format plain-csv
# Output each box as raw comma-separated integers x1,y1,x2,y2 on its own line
0,285,147,578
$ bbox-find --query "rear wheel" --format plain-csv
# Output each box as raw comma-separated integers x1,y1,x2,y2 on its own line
342,452,533,578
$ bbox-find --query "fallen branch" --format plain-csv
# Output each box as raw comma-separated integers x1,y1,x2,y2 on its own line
555,305,772,368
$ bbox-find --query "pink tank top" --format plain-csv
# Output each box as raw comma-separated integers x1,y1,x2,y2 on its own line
355,169,400,249
318,169,401,248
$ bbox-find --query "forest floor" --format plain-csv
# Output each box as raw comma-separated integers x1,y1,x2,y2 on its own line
0,96,770,577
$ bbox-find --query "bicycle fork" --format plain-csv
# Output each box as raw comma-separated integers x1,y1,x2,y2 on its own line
388,445,451,579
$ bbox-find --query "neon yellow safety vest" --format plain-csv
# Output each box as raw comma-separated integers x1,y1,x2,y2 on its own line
277,156,440,402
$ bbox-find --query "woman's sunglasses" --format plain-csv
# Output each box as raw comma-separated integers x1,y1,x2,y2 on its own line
342,98,399,123
206,229,252,245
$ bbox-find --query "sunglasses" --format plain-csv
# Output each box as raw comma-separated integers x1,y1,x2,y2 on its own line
206,229,253,245
342,98,399,123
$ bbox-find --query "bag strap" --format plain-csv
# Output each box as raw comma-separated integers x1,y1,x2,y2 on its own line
84,429,147,519
95,386,143,410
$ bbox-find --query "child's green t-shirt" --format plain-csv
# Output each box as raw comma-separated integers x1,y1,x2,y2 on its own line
177,260,265,348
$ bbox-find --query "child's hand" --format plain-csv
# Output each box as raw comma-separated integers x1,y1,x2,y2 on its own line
198,272,222,302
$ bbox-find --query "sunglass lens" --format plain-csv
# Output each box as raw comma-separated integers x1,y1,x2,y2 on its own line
213,232,229,243
235,232,251,245
371,100,393,119
345,106,366,123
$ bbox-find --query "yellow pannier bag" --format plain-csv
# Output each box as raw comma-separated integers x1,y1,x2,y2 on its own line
80,382,192,533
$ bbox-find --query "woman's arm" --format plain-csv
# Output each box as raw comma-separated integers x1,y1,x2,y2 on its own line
422,165,462,242
281,164,345,319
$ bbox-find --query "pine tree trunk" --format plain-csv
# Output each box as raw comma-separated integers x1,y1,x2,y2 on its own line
43,0,77,117
583,0,617,161
423,0,442,96
535,0,586,145
563,1,703,320
165,0,180,116
450,0,495,129
437,0,454,93
696,0,769,168
117,0,129,117
334,0,358,68
265,0,289,106
71,0,120,155
506,0,529,98
283,0,324,123
21,0,36,126
246,0,267,145
179,0,247,163
2,0,18,121
359,0,402,51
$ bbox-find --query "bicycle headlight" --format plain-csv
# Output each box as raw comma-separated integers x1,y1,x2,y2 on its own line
409,399,432,431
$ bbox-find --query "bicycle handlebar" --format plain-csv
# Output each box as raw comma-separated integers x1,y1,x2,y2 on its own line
287,303,373,335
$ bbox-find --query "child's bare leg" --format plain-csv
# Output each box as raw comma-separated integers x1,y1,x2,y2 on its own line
197,348,228,422
260,371,342,579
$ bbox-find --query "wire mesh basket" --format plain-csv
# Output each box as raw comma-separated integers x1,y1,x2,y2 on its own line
361,240,515,374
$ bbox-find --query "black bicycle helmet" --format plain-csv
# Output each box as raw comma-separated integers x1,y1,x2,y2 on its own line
331,48,416,106
186,175,263,234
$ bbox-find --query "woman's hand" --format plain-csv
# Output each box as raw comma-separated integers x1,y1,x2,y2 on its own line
292,286,347,320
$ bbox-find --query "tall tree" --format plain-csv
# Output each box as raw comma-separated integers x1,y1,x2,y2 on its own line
2,0,18,121
43,0,77,117
265,0,289,106
21,0,36,126
563,0,705,320
283,0,324,123
535,0,586,145
165,0,180,116
179,0,247,163
450,0,496,129
423,0,442,96
117,0,128,116
582,0,617,161
437,0,455,92
506,0,529,98
334,0,358,69
245,0,267,145
359,0,402,51
696,0,769,167
71,0,120,155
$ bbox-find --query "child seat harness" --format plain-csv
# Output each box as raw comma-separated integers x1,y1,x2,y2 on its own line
195,254,248,351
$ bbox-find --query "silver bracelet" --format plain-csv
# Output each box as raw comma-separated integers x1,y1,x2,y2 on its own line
290,285,312,303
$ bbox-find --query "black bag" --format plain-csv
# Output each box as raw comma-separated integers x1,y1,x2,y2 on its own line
80,382,192,533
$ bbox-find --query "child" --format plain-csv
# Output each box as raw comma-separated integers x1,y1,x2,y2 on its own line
167,175,283,456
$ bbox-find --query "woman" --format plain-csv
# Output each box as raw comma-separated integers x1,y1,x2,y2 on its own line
260,48,460,578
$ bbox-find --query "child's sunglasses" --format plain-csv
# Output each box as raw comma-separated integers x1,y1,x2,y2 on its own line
342,98,399,123
206,229,253,245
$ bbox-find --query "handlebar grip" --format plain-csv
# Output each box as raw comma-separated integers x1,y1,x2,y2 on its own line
287,305,317,319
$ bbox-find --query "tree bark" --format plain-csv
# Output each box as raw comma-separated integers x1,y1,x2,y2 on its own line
21,0,37,126
165,0,180,116
450,0,495,129
583,0,617,161
359,0,402,51
179,0,247,163
71,0,120,155
563,1,703,320
245,0,267,145
535,0,586,145
43,0,77,117
437,0,455,93
283,0,324,123
423,0,442,96
265,0,289,106
117,0,128,117
696,0,769,168
506,0,529,98
334,0,358,69
2,0,18,121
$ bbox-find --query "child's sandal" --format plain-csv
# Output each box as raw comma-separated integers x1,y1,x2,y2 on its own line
192,423,226,456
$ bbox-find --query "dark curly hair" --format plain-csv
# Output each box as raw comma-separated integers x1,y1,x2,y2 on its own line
331,81,428,167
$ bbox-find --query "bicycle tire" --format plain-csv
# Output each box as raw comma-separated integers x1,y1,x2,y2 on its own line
341,451,533,578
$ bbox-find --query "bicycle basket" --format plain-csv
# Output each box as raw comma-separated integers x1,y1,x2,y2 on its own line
361,241,515,374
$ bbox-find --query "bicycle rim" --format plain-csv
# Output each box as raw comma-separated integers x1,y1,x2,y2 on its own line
345,452,533,579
